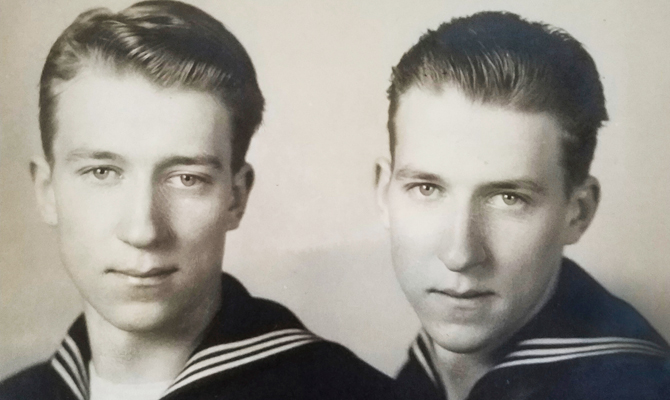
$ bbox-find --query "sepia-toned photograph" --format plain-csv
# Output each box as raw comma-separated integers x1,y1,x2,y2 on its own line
1,1,669,399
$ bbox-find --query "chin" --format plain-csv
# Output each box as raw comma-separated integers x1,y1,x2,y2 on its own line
426,322,498,355
98,302,180,333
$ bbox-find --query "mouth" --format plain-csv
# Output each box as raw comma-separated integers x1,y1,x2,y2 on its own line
106,266,178,285
429,288,495,300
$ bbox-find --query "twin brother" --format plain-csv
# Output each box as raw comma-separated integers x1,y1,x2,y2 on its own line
1,2,668,399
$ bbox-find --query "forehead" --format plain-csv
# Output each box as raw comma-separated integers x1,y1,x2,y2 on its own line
52,69,232,163
393,87,565,185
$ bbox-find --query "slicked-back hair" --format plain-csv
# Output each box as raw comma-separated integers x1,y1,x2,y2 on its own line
40,0,264,172
387,11,608,191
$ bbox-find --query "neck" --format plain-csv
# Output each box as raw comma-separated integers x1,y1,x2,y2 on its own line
85,286,221,384
430,343,494,400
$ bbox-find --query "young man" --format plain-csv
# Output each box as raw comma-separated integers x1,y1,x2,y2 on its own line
376,12,670,400
0,2,394,399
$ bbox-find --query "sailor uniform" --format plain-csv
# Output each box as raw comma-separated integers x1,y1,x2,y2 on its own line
0,273,395,400
395,259,670,400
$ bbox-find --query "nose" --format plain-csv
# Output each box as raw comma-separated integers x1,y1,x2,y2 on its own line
438,200,487,272
115,180,168,249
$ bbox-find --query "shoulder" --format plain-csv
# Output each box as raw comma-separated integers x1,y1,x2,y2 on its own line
501,261,670,399
238,281,396,396
182,328,397,400
187,274,397,399
215,273,305,338
277,340,396,398
546,353,670,400
0,362,64,400
550,260,668,345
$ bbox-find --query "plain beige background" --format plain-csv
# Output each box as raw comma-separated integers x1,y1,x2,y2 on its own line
1,0,669,380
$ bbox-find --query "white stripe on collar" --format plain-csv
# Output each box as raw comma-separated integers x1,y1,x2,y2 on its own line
51,358,85,400
51,329,320,400
180,328,309,370
51,334,89,400
507,342,666,358
64,335,88,382
409,330,438,385
55,347,87,395
172,329,318,384
408,332,668,375
516,336,667,350
495,347,666,369
411,341,436,384
494,337,668,370
164,334,320,396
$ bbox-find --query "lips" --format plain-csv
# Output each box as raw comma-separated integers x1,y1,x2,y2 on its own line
106,266,178,285
429,288,494,299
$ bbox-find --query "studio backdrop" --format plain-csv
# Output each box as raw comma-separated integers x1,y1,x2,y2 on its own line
1,0,669,379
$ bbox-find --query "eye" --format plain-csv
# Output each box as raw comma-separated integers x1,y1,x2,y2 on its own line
406,182,442,199
83,166,120,182
179,174,197,187
501,193,518,206
93,167,111,180
418,184,436,197
167,173,209,189
489,192,527,209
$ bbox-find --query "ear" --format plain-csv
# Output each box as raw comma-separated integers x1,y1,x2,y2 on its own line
375,157,393,228
30,156,58,226
563,175,600,245
227,162,254,230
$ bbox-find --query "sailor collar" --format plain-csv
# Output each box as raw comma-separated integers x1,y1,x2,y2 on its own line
50,273,320,400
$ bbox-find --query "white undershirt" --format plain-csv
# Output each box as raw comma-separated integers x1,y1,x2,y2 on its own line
89,362,172,400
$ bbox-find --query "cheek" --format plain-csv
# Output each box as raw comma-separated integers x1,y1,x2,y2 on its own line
54,181,120,244
388,194,444,250
168,196,230,244
389,216,443,295
387,195,452,292
389,219,438,271
487,210,564,262
485,210,565,294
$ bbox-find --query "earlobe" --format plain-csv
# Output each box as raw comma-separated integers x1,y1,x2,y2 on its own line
227,163,254,230
375,158,392,228
564,176,600,245
30,157,58,226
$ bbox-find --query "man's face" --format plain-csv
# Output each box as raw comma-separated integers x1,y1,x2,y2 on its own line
34,70,251,333
377,87,590,354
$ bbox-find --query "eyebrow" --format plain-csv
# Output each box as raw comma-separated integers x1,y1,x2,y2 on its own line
481,179,547,195
156,155,224,171
394,167,445,184
65,149,224,171
66,150,123,163
394,167,547,194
